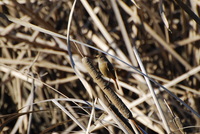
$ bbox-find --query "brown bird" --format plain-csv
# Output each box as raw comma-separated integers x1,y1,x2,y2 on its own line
97,54,119,90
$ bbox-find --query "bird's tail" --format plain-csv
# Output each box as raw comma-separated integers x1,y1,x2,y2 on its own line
113,79,119,90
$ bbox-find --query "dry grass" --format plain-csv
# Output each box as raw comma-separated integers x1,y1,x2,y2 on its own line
0,0,200,134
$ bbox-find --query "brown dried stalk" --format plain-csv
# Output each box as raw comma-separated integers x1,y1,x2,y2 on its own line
82,57,144,134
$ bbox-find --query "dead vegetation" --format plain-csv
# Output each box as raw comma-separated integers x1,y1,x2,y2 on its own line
0,0,200,134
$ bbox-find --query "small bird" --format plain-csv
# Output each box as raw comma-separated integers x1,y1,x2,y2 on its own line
97,54,119,90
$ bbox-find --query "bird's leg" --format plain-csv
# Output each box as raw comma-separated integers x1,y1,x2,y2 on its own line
106,78,111,86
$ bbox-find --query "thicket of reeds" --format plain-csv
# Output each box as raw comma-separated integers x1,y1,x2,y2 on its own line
0,0,200,133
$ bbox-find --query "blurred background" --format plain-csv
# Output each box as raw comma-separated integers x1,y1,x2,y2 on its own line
0,0,200,133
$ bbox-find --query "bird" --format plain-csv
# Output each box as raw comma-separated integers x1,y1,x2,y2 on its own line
97,54,119,90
